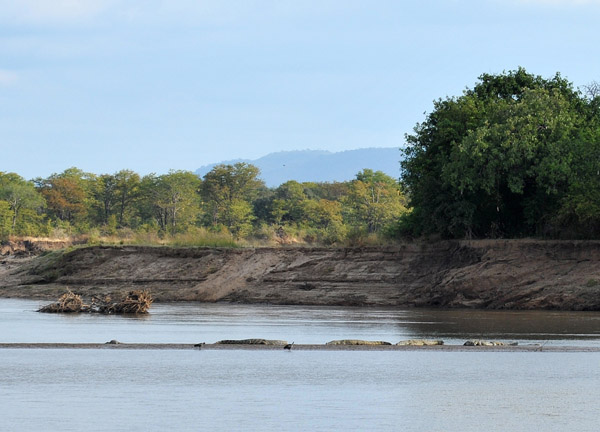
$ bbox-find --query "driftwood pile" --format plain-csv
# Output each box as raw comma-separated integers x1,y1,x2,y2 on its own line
92,291,153,314
38,290,153,315
38,290,86,313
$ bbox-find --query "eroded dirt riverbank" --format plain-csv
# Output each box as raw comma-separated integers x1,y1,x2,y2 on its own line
2,240,600,310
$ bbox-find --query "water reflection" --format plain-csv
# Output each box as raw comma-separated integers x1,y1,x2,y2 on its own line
1,299,600,346
396,309,600,342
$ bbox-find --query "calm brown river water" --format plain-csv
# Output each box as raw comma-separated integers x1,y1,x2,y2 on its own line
2,299,600,345
1,299,599,431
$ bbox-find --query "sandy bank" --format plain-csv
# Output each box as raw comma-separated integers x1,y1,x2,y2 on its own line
2,240,600,310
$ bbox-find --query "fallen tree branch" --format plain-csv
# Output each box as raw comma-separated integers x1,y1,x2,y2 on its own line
39,290,153,314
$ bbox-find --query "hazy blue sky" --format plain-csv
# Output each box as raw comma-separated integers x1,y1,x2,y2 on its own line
1,0,600,179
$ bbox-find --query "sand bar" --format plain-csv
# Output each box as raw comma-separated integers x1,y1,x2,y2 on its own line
0,343,599,352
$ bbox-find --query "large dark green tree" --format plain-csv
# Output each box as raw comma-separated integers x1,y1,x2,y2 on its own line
401,68,600,238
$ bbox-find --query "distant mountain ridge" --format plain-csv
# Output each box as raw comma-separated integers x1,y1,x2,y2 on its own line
195,148,402,187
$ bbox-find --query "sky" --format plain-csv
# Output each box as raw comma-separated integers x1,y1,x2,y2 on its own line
1,0,600,180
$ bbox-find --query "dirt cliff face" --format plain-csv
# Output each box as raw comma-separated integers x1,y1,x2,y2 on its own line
1,240,600,310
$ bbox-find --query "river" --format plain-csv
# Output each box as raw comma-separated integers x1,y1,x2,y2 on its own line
1,299,599,431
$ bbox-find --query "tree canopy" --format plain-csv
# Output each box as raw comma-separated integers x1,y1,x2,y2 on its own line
11,68,600,243
400,68,600,238
0,172,45,238
0,163,407,244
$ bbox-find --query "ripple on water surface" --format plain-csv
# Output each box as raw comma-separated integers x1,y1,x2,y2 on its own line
1,348,599,432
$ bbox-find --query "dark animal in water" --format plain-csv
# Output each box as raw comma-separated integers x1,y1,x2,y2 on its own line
194,342,206,349
284,342,294,350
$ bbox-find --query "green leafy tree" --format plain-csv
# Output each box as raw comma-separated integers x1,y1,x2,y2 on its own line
224,199,255,237
36,168,94,228
303,181,349,201
270,180,307,225
114,170,141,227
0,200,12,240
91,170,142,228
554,124,600,237
344,169,407,234
141,171,202,233
0,172,45,234
401,68,594,238
201,163,264,234
92,174,118,226
303,198,346,244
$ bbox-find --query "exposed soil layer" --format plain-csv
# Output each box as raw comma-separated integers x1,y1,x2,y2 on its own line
0,238,80,256
1,240,600,310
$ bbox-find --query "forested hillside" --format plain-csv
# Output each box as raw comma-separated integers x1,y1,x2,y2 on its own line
195,148,401,187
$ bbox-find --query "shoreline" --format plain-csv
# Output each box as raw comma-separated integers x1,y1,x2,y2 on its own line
4,240,600,310
0,342,598,352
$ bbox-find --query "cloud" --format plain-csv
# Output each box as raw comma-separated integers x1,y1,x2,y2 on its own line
0,69,18,86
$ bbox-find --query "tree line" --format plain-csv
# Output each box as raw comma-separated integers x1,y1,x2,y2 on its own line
0,164,407,245
5,68,598,244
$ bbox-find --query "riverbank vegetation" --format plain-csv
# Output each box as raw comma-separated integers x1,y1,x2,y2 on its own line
400,68,600,239
0,164,407,246
3,68,599,244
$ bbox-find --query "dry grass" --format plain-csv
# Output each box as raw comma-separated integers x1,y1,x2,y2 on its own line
84,228,240,248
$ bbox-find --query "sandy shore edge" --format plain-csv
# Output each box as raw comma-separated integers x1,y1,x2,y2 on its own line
0,343,598,352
